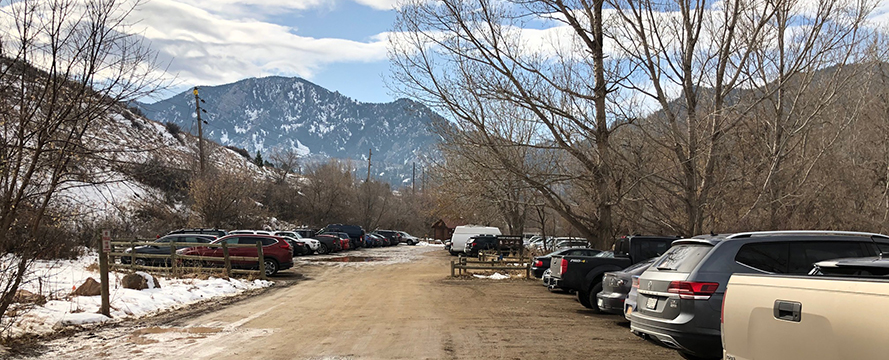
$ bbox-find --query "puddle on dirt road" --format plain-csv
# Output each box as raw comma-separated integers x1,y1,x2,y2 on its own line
127,326,223,345
306,256,388,263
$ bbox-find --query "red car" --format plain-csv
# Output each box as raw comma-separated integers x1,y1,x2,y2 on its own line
178,234,293,276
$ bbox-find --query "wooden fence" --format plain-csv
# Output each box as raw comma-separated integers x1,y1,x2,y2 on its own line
108,240,265,279
450,256,531,278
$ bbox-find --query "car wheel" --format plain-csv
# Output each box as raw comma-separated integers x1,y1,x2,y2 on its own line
449,250,459,256
577,287,593,308
587,281,603,313
134,258,147,266
263,258,279,276
407,240,415,245
318,243,329,255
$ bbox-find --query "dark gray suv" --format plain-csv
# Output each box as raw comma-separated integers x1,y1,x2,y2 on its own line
629,231,889,360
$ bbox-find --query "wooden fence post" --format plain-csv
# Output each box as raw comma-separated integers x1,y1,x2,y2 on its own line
526,262,531,279
99,231,110,317
130,239,137,271
257,242,266,280
450,260,455,277
222,242,232,278
170,241,178,275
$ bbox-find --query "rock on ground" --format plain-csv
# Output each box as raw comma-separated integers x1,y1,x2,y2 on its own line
72,277,101,296
121,272,161,290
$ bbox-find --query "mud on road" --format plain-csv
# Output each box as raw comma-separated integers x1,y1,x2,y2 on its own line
23,245,680,360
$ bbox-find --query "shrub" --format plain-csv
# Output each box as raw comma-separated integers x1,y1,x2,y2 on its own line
225,146,251,160
165,121,181,136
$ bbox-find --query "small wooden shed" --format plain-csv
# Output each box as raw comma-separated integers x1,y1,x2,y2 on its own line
431,218,466,241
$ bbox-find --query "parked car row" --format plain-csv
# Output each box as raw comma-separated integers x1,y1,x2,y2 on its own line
533,231,889,360
122,225,420,276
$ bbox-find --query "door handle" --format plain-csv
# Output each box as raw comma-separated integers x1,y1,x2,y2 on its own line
773,300,802,322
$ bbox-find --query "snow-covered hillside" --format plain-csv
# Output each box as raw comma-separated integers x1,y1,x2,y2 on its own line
55,105,273,220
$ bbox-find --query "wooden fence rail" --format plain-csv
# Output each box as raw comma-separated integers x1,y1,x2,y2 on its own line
450,256,530,278
108,240,265,279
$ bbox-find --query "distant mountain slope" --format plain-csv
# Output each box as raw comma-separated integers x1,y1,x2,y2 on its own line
137,77,442,184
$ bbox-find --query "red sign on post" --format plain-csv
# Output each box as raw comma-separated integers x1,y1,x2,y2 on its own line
101,229,111,253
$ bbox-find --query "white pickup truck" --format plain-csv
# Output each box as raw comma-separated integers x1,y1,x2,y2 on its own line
721,257,889,360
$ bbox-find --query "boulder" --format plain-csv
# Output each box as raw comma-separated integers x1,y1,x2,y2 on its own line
121,272,161,290
72,277,102,296
14,289,46,305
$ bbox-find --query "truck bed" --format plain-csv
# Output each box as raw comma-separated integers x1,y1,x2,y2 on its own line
722,274,889,360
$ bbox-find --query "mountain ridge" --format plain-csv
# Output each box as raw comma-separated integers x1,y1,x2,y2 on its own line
137,76,442,184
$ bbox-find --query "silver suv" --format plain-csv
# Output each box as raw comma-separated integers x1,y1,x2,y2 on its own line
629,231,889,360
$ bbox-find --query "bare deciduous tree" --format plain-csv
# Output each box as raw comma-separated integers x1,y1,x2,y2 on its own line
391,0,625,247
0,0,163,321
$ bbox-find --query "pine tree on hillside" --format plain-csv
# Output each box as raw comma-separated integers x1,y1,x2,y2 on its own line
254,151,264,167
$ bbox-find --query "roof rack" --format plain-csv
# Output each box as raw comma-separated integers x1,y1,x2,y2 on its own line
727,230,889,239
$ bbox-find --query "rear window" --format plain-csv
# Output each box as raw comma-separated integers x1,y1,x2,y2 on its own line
652,244,713,272
635,240,671,260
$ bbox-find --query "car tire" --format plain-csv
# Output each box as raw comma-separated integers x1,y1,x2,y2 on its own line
134,258,147,266
587,281,603,313
407,240,415,245
449,250,459,256
263,258,279,277
318,243,329,255
577,287,593,308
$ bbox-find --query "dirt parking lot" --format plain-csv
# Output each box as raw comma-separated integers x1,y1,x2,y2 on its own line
26,245,680,360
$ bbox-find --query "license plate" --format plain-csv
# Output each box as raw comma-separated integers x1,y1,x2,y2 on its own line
597,298,604,308
646,297,658,310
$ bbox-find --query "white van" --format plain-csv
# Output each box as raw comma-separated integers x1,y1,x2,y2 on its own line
449,225,501,255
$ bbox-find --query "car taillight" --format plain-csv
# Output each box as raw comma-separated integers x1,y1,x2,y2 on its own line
632,277,640,288
560,258,568,275
534,260,543,267
668,281,719,300
280,241,291,250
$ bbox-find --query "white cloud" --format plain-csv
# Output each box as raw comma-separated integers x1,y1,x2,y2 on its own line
351,0,399,11
132,0,389,88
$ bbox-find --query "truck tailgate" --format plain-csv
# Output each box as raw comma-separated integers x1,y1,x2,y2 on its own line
550,256,564,278
723,274,889,360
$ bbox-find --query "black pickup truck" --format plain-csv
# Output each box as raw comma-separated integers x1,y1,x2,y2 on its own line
549,235,678,312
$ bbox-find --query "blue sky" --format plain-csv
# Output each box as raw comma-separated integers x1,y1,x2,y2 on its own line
135,0,399,104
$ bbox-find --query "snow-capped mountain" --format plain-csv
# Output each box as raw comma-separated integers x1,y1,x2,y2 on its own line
137,76,442,185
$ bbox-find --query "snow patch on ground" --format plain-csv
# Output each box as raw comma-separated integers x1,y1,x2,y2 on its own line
474,273,510,280
5,252,272,338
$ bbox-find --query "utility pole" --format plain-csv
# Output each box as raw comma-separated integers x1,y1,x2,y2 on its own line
412,162,416,194
366,148,372,182
193,87,205,174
